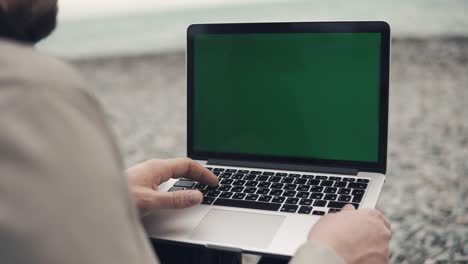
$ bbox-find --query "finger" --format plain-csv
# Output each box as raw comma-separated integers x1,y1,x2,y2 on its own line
342,204,356,211
151,190,203,209
166,158,219,186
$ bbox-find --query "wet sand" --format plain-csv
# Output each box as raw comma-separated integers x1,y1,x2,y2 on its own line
70,37,468,263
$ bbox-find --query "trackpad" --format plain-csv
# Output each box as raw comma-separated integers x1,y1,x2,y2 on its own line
190,209,285,248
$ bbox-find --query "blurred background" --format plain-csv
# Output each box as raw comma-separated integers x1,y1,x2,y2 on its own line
39,0,468,263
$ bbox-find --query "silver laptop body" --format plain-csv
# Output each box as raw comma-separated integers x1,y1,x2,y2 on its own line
143,21,391,258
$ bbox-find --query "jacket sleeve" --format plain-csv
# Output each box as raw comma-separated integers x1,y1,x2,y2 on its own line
290,240,345,264
0,41,158,264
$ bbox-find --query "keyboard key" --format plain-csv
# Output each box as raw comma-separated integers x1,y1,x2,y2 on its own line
202,196,215,204
226,169,237,173
269,189,283,196
312,210,326,216
258,195,273,202
256,188,270,195
338,195,352,202
200,189,208,195
285,198,299,204
298,206,313,214
348,182,368,189
214,198,281,211
281,178,295,184
283,191,297,197
334,181,348,188
352,189,365,195
245,181,258,187
297,185,310,192
272,196,286,203
232,193,246,200
327,201,359,209
324,194,338,201
231,186,244,193
329,176,342,181
213,168,225,172
357,178,370,183
288,174,301,178
244,174,257,181
232,174,245,179
294,178,308,185
251,171,262,175
296,192,310,199
269,176,282,183
324,187,337,194
220,179,233,185
284,184,297,190
194,183,207,190
310,186,324,192
320,180,334,187
207,185,219,191
257,175,269,182
310,192,324,199
257,182,271,188
245,194,259,201
206,167,213,171
338,188,351,195
316,176,328,180
263,171,274,176
271,183,284,189
218,185,232,192
276,172,288,177
233,180,246,186
342,178,355,182
280,204,298,213
206,191,220,197
243,187,257,194
174,181,195,188
299,199,313,206
352,194,364,203
328,208,341,214
220,192,233,199
213,171,222,176
301,174,314,179
219,173,232,179
238,170,249,174
168,186,184,192
308,179,321,185
314,200,327,207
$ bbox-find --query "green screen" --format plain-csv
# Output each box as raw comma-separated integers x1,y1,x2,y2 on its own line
193,32,381,162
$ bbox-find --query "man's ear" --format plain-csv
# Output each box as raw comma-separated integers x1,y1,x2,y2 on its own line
0,0,8,10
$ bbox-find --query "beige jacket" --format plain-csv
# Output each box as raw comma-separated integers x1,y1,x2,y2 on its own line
0,40,344,264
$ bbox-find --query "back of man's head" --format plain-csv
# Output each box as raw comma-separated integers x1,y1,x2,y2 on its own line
0,0,58,43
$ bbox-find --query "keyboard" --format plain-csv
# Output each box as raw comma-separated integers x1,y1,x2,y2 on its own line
168,167,370,215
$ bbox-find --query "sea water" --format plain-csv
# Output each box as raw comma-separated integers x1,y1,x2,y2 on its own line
39,0,468,58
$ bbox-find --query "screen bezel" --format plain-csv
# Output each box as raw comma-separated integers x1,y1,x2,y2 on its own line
187,21,390,174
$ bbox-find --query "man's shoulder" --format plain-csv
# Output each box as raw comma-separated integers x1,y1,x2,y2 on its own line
0,39,86,94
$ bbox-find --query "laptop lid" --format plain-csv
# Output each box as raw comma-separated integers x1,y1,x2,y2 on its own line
187,22,390,174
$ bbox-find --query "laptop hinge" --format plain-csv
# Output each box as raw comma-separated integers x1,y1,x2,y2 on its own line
207,159,359,176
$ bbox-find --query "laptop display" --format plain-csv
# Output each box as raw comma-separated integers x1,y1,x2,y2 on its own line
192,32,382,163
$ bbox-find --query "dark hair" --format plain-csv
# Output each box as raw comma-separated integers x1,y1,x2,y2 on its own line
1,2,58,44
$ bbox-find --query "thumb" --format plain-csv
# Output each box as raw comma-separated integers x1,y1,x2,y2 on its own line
342,204,356,211
152,190,203,209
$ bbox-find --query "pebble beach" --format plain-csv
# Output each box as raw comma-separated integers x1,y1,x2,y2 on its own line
70,37,468,263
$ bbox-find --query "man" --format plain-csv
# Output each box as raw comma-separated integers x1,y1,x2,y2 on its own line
0,0,391,263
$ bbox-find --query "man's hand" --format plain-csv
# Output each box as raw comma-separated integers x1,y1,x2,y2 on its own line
308,205,391,264
126,158,219,216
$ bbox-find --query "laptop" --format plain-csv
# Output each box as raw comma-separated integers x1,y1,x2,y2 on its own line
143,21,390,258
